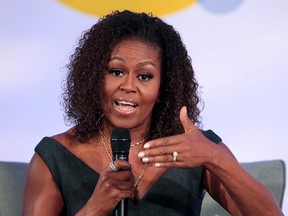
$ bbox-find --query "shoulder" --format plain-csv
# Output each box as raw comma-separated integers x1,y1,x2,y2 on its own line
23,153,64,215
33,129,78,180
201,129,222,144
35,128,76,152
51,127,76,147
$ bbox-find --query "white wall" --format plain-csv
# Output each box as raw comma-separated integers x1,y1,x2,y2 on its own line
1,0,287,213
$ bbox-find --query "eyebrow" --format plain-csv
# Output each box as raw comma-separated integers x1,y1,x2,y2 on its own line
110,56,156,68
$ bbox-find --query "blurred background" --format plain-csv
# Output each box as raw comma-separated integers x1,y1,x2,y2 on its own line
1,0,287,213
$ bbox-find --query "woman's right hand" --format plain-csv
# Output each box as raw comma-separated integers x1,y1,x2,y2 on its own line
80,160,136,216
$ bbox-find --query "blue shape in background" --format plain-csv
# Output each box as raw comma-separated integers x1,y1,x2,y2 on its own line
198,0,244,14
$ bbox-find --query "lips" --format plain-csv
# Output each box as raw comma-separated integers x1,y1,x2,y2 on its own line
114,99,138,111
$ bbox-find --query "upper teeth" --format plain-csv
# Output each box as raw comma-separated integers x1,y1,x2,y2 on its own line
117,101,136,107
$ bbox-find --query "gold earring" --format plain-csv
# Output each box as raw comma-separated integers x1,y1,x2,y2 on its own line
95,114,104,127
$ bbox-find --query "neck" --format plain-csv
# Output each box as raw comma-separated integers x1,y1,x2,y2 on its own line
99,122,149,146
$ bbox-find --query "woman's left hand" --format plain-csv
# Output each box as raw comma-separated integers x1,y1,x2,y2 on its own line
138,107,284,216
138,106,218,168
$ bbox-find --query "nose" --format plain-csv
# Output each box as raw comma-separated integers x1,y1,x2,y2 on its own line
120,74,136,93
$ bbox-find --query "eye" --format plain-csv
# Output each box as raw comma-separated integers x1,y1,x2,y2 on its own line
109,69,124,77
138,73,153,82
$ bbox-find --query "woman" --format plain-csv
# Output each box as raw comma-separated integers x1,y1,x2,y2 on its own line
23,10,283,215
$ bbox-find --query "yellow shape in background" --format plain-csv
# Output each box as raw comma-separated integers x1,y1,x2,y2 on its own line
59,0,196,17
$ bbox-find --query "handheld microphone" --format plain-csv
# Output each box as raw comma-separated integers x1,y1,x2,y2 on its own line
110,128,131,216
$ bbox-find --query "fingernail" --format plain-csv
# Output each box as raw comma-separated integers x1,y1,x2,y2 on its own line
142,157,149,163
138,151,144,158
155,163,161,167
143,143,150,149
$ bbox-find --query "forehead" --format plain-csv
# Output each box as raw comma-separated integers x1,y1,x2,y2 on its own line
112,38,161,55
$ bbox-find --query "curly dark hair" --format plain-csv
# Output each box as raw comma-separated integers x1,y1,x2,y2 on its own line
61,10,203,142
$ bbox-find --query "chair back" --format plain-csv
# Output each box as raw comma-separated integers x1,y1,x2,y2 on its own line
0,160,285,215
0,161,29,216
201,159,286,216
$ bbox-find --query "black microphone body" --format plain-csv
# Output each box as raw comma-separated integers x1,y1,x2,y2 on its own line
110,128,131,216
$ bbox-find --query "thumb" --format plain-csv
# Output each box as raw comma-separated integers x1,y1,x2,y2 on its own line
180,106,197,132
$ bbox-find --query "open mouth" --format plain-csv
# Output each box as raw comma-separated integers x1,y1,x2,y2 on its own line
114,100,138,110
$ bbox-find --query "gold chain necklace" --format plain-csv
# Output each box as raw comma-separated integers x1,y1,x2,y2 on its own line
99,129,147,147
99,130,146,187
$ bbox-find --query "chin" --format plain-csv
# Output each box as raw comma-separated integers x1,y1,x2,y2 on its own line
112,122,135,130
106,118,135,129
104,114,151,131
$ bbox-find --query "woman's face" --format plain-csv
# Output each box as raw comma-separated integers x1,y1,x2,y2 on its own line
101,39,161,132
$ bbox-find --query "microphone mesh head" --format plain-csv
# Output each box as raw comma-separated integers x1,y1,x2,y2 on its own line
110,128,131,153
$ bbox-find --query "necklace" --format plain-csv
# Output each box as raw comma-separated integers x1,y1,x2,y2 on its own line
99,129,147,147
99,130,146,187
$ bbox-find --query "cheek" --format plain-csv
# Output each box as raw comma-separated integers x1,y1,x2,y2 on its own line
144,84,160,105
103,78,116,99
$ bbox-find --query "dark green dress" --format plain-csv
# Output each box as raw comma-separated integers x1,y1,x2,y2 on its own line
35,130,221,216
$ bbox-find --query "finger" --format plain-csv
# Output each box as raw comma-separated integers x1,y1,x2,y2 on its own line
109,170,135,182
99,172,135,198
105,181,135,201
154,161,186,168
108,160,132,172
106,165,135,187
179,106,197,133
143,153,186,168
142,133,182,150
139,140,180,163
113,188,135,200
109,174,136,199
112,180,135,191
140,152,180,164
